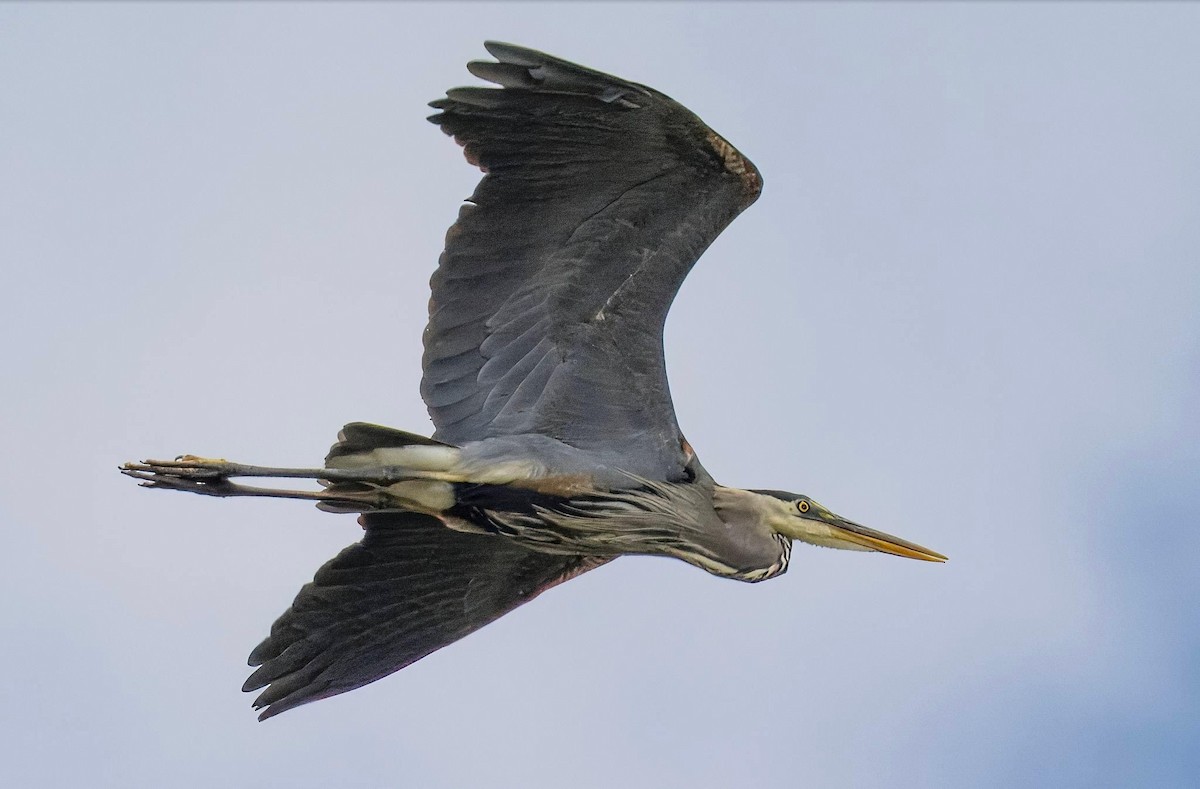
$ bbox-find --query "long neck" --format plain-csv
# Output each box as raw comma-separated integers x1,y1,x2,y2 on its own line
707,487,792,581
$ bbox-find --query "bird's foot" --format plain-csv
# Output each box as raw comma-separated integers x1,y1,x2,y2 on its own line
121,457,259,497
122,456,236,482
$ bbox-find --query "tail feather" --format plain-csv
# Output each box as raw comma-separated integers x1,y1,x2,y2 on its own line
318,423,461,514
324,422,461,473
326,422,451,463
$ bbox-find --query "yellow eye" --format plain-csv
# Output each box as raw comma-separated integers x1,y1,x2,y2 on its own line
796,500,810,514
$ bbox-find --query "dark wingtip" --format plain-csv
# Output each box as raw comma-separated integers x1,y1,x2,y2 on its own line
242,666,269,693
430,40,652,117
482,40,543,67
246,641,270,668
255,701,280,722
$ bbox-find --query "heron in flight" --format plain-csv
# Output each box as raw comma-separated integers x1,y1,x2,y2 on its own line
123,42,945,719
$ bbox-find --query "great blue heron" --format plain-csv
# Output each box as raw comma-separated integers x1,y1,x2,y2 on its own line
123,42,945,720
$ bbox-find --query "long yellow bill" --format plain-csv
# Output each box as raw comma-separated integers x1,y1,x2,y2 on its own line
831,519,948,562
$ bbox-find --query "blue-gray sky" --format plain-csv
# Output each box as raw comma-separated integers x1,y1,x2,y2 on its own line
2,3,1198,787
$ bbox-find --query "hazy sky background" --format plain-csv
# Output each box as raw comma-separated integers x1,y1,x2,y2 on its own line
2,3,1198,787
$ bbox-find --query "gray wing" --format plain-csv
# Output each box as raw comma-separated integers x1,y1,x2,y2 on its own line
244,512,607,720
423,42,761,479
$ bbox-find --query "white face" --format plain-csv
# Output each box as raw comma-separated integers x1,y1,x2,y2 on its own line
770,496,873,552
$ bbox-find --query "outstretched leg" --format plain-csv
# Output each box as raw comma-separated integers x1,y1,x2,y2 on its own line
120,456,447,510
121,424,469,512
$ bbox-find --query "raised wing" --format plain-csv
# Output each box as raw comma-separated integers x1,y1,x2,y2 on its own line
244,512,607,719
423,42,761,479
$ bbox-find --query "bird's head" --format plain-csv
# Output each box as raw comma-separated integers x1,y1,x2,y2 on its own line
738,489,947,562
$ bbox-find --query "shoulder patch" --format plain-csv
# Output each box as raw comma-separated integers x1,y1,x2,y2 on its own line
706,130,762,208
